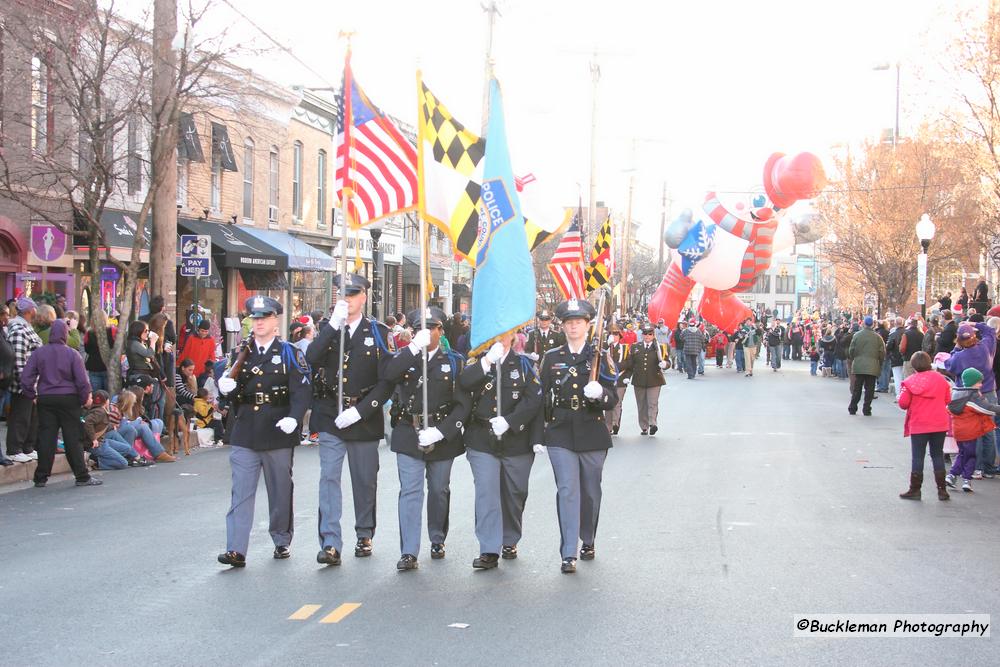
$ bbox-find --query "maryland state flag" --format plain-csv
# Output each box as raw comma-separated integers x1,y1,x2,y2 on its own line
584,215,613,292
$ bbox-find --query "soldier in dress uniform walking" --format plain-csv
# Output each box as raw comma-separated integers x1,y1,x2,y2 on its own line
216,296,312,567
532,298,618,573
459,332,543,569
605,328,631,435
305,274,395,566
384,307,471,571
623,326,669,435
525,310,564,363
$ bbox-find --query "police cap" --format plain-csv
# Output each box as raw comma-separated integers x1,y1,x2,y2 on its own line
245,295,282,319
554,298,596,322
537,309,553,321
334,273,370,296
406,306,448,330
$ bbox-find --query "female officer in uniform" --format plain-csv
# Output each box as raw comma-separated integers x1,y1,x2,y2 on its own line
532,298,617,573
216,296,312,567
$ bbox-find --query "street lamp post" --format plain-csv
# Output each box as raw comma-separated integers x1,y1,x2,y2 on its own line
916,213,936,318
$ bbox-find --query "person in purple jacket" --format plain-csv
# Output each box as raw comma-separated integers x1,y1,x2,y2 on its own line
21,319,98,488
945,320,998,477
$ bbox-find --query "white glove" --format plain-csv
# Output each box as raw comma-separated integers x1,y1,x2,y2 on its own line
408,328,431,354
526,352,540,362
659,361,667,369
276,417,298,434
533,444,546,455
485,342,504,364
418,427,444,447
490,416,509,437
330,300,349,330
335,406,361,429
584,381,603,400
218,377,237,395
622,378,630,386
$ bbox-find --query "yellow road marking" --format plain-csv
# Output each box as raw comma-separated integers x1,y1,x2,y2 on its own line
288,604,322,620
319,603,362,624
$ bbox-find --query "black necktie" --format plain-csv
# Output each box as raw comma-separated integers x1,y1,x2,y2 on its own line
259,346,266,356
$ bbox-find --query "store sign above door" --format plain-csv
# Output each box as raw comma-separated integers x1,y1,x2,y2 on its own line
30,224,67,263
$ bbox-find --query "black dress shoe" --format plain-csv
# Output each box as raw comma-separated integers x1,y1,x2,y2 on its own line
273,546,291,559
561,557,577,574
396,554,418,571
640,430,648,436
649,426,658,435
355,538,373,557
580,544,595,560
611,424,619,435
472,553,499,569
430,543,446,559
501,545,518,560
848,409,857,415
863,411,872,416
75,477,103,487
33,480,46,487
217,551,246,567
0,457,13,467
316,547,341,566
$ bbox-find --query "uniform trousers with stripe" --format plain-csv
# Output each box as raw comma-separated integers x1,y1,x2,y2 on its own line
396,452,454,557
633,385,662,431
466,448,534,555
225,445,294,555
317,433,380,554
547,446,608,559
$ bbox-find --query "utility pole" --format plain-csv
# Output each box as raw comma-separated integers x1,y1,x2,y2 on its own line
151,0,179,322
658,181,668,275
622,174,634,313
588,54,600,240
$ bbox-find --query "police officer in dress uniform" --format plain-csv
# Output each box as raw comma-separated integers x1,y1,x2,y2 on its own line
306,274,395,566
605,329,631,435
384,307,471,571
525,310,564,363
459,331,542,569
623,326,668,436
532,298,618,574
216,296,311,567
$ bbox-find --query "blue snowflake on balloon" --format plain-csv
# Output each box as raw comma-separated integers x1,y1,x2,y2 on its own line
677,220,716,276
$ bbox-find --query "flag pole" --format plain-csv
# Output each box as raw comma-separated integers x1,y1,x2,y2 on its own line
415,71,430,432
337,34,356,417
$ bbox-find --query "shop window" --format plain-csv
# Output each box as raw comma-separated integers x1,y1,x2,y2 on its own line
752,274,771,294
243,137,254,221
31,54,52,155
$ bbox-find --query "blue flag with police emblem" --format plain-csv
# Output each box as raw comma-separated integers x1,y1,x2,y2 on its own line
469,79,536,354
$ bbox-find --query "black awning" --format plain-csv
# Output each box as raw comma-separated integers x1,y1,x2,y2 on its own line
76,208,152,251
402,257,445,284
240,269,288,290
177,218,287,271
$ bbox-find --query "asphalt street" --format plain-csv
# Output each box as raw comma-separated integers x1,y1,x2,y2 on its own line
1,358,997,665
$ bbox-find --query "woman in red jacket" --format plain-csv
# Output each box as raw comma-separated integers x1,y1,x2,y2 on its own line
897,351,953,501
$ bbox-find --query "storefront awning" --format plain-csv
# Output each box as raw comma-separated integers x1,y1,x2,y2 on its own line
240,227,336,271
177,218,287,271
402,257,445,284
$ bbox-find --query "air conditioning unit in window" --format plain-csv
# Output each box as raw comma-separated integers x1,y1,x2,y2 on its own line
268,205,278,223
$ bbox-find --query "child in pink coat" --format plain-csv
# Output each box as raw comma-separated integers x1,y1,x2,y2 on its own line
897,351,953,501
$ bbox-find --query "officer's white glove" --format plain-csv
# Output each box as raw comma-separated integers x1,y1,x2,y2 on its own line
335,406,361,429
584,381,603,400
486,342,504,364
218,377,237,395
408,328,431,354
659,361,667,369
276,417,297,434
533,444,546,455
418,427,444,447
489,416,509,437
330,300,349,330
526,352,539,362
622,378,630,386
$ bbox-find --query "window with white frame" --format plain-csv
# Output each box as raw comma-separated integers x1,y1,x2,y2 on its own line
292,141,303,220
268,146,279,224
176,158,188,206
31,54,50,155
210,152,221,212
243,138,254,221
317,149,327,226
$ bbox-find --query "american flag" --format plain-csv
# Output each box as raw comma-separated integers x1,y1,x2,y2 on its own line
546,214,586,299
336,53,417,228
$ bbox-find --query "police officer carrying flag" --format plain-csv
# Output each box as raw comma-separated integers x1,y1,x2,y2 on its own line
306,274,395,566
532,298,618,574
216,296,311,567
459,331,542,569
384,307,471,571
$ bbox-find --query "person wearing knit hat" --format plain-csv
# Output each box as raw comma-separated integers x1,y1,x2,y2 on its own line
897,351,953,501
945,365,1000,493
847,313,886,416
5,296,43,464
944,317,999,479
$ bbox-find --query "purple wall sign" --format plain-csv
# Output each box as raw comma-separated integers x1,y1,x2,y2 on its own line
30,225,67,263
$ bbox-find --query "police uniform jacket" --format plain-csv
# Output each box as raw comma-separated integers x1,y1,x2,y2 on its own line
527,327,565,357
384,346,471,462
305,317,394,441
531,343,618,453
459,351,542,457
625,341,668,388
230,338,312,451
608,343,631,388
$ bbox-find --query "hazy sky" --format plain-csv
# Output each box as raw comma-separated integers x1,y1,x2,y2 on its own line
125,0,973,245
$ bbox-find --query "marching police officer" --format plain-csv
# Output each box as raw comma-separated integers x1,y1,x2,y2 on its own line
306,274,395,566
526,310,564,362
216,296,311,567
623,325,668,436
384,307,471,571
459,331,542,569
605,328,631,435
532,298,617,574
